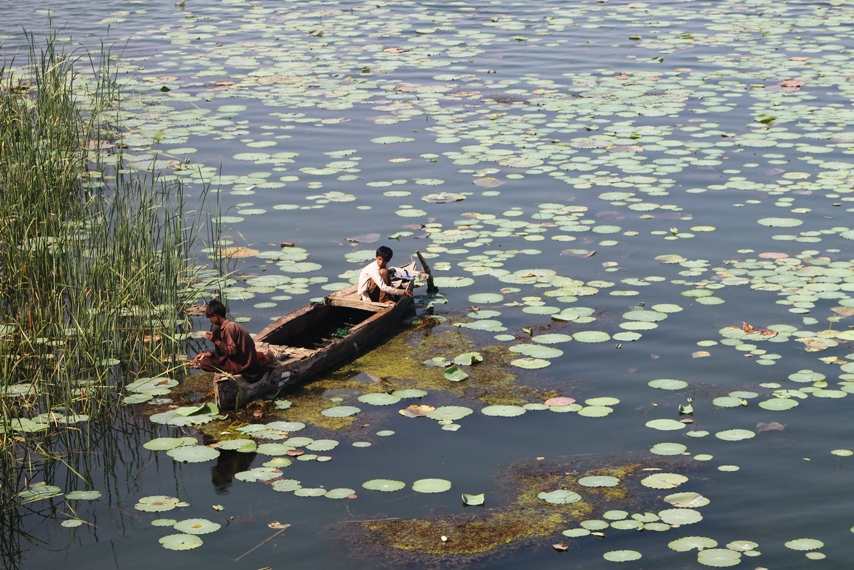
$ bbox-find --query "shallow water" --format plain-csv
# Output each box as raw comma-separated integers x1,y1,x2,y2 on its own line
6,0,854,567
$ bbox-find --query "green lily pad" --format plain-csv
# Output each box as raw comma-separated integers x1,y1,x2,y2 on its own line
235,467,283,482
294,488,327,497
65,490,102,501
538,490,582,504
715,429,755,441
578,476,620,487
17,483,62,504
358,393,401,406
412,478,452,493
453,352,483,366
256,443,295,456
577,406,613,418
363,479,406,492
697,549,741,567
217,439,257,453
531,333,573,344
664,492,710,508
151,519,178,527
135,496,179,512
481,405,526,417
572,331,611,343
603,550,642,562
659,508,703,525
641,473,688,489
462,493,485,506
669,536,718,552
646,419,686,431
320,406,361,417
306,439,339,452
649,379,688,390
443,365,469,382
167,446,220,463
426,406,473,421
758,399,798,411
325,488,356,499
785,538,824,551
651,443,687,456
173,518,221,535
271,479,302,492
159,534,203,551
511,357,551,369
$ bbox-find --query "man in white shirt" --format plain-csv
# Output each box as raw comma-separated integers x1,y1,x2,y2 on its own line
357,246,414,303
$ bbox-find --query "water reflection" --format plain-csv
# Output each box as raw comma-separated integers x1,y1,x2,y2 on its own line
211,450,257,493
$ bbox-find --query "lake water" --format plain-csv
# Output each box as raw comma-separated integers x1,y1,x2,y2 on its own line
6,0,854,567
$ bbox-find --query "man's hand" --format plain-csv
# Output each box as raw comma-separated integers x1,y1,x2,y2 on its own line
404,289,414,298
204,331,213,341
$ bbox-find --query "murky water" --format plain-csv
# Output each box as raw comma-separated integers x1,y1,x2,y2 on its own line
7,0,854,567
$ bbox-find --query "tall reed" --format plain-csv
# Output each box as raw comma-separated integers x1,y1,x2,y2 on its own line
0,29,216,561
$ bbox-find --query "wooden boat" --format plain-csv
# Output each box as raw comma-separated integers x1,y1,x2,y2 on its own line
214,260,421,410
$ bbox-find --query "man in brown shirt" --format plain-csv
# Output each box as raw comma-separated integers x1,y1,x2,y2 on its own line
191,299,265,382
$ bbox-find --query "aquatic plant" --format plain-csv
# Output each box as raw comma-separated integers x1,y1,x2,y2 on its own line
0,29,218,565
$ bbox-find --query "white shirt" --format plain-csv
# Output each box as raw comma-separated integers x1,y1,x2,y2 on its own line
357,260,406,302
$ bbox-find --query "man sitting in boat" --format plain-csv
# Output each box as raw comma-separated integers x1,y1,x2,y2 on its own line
190,298,266,382
358,246,414,303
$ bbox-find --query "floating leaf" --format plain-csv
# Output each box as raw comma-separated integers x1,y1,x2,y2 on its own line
715,429,755,442
325,488,356,499
578,476,620,487
363,479,406,492
650,443,687,456
271,479,302,493
659,508,703,525
65,490,101,501
159,534,203,551
426,406,473,421
641,473,688,489
173,518,221,535
481,405,526,417
669,536,718,552
167,446,220,463
358,393,401,406
412,479,452,493
646,419,686,431
462,493,485,506
320,406,361,417
443,365,469,382
784,538,824,551
235,467,283,482
603,550,642,562
453,352,483,366
538,490,582,504
697,549,741,567
649,379,688,390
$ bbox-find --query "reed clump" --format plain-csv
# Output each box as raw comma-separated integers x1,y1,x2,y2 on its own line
0,30,213,535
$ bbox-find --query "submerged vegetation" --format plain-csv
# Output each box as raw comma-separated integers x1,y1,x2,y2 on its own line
338,457,665,564
0,31,214,565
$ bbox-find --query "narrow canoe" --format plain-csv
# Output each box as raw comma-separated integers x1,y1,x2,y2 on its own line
214,261,417,410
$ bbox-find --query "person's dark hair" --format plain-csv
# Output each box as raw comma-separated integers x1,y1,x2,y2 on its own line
205,298,227,318
376,246,393,262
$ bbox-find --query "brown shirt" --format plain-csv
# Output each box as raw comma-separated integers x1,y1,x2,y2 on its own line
204,319,264,380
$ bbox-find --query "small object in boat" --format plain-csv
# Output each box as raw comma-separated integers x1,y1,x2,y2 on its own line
280,241,294,248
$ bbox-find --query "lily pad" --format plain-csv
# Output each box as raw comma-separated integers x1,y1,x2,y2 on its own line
715,429,755,441
649,379,688,390
358,393,401,406
320,406,361,417
481,405,526,417
412,479,452,493
426,406,473,421
538,490,582,504
173,518,221,535
697,549,741,567
159,534,203,551
578,476,620,488
363,479,406,492
325,488,356,499
443,365,469,382
603,550,642,562
462,493,485,506
641,473,688,489
167,446,220,463
65,490,102,501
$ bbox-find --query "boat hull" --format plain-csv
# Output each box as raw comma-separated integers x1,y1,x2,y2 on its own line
213,263,415,410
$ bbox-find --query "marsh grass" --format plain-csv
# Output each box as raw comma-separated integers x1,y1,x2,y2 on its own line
0,29,218,561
